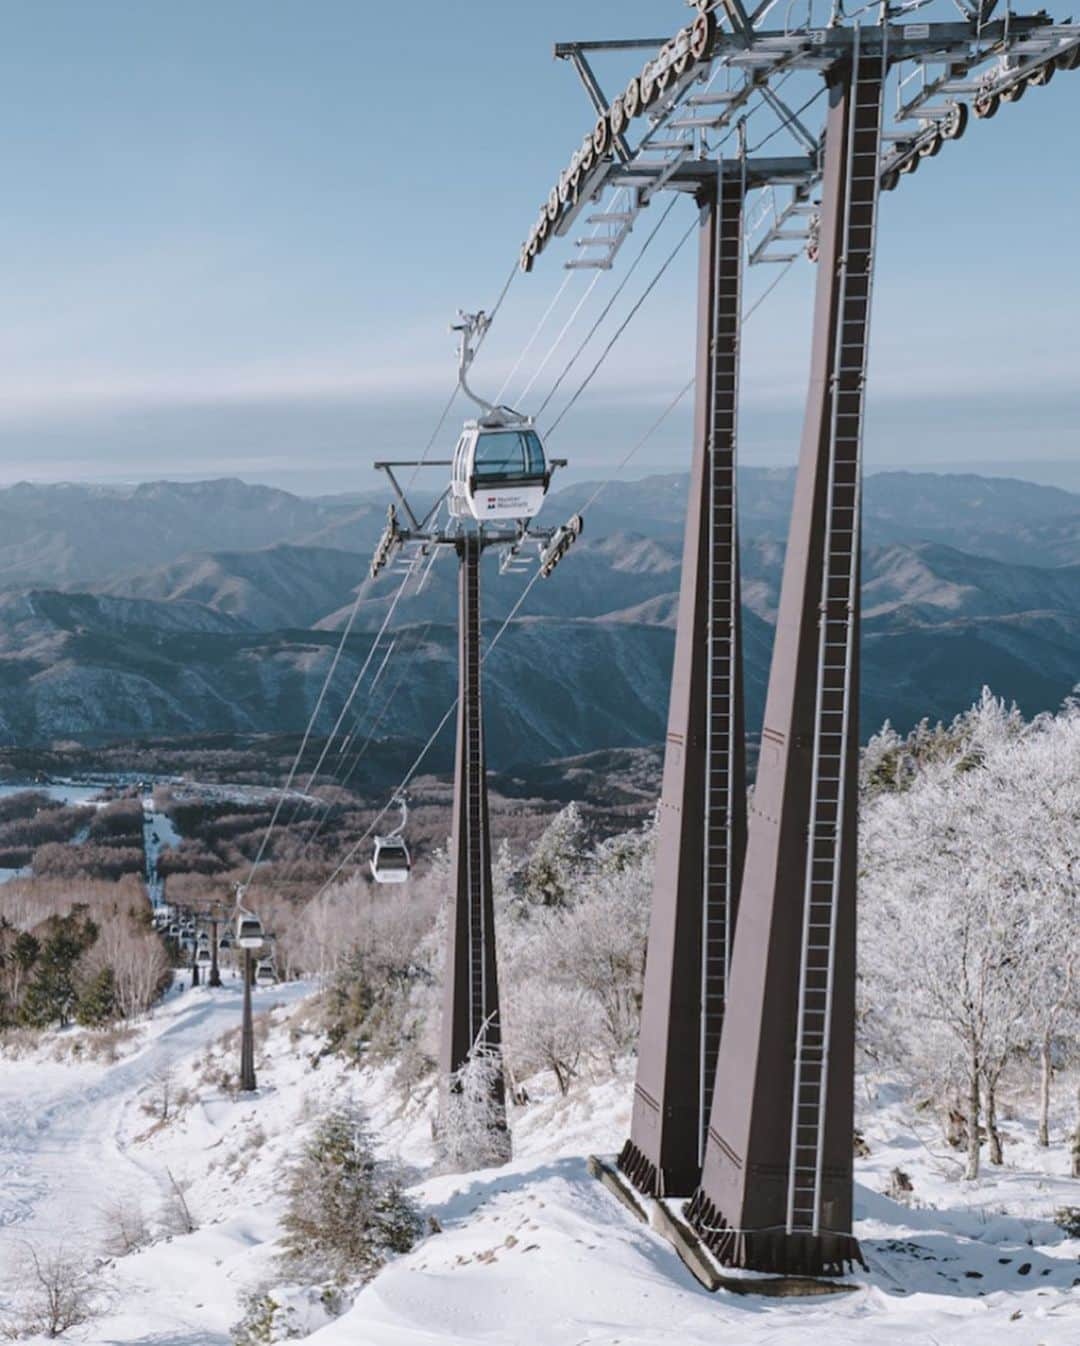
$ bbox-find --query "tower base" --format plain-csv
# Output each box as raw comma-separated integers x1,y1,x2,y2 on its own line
616,1137,661,1197
685,1189,865,1277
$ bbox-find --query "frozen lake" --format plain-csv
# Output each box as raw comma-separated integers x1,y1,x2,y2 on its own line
0,781,106,807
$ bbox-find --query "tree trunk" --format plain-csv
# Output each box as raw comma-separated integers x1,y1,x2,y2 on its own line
1072,1079,1080,1180
965,1047,981,1181
986,1076,1003,1166
1038,1032,1052,1148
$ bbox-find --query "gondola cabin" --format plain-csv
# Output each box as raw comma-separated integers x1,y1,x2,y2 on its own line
371,835,411,884
450,421,549,522
255,960,276,987
195,944,212,967
236,913,264,949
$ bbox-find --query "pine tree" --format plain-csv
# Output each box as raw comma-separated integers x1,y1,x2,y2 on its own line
279,1107,422,1283
19,910,98,1029
76,966,117,1027
521,802,588,908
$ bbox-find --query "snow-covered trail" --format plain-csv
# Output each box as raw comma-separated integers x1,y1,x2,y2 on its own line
0,980,309,1285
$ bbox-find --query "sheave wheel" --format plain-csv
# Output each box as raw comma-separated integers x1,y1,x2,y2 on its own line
941,101,968,140
623,76,641,120
973,91,999,118
690,11,715,62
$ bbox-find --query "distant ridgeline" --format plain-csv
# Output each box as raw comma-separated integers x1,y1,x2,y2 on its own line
0,471,1077,765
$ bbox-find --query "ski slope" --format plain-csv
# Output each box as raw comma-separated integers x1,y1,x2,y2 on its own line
0,987,1077,1344
0,979,311,1334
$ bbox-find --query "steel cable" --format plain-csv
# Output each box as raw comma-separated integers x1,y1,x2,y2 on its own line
308,235,802,894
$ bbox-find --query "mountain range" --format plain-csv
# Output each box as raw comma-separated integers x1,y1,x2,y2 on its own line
0,470,1077,766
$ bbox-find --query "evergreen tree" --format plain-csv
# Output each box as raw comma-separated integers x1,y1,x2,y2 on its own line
280,1107,422,1283
521,802,588,908
20,910,98,1029
76,966,117,1027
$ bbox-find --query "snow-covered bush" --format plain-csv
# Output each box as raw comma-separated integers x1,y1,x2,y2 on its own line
436,1042,513,1172
278,1105,422,1284
231,1285,343,1346
99,1195,151,1257
1,1244,98,1339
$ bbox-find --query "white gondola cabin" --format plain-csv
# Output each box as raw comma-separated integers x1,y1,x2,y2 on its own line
449,420,550,522
371,835,411,884
195,944,212,968
255,959,276,987
236,912,264,949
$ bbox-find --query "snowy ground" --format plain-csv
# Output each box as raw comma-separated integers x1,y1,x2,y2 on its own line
141,792,180,908
1,986,1076,1345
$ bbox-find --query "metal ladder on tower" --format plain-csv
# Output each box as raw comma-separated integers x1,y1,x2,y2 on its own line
699,171,743,1165
785,28,884,1239
462,536,487,1049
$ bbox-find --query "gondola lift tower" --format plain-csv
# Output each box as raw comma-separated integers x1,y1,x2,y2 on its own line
370,313,583,1145
518,0,1080,1280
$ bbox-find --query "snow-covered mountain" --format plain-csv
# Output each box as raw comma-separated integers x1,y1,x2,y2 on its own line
0,472,1077,754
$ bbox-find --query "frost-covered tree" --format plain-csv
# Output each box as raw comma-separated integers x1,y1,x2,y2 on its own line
437,1041,512,1172
860,692,1080,1178
507,983,597,1095
520,802,589,908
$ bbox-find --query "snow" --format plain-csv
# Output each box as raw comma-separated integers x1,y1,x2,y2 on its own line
0,783,105,807
141,792,180,908
1,990,1076,1345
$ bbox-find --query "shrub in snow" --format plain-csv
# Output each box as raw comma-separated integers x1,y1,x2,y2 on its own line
437,1043,512,1172
159,1168,198,1236
1,1244,97,1339
278,1106,422,1285
231,1285,344,1345
99,1195,151,1257
507,983,596,1095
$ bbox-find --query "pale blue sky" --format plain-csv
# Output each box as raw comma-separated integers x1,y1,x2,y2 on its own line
0,0,1077,492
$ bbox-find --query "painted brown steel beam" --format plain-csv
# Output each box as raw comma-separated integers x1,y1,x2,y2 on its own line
617,168,748,1198
686,53,883,1276
440,535,507,1128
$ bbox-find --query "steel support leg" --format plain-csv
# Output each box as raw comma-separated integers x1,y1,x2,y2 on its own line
440,535,508,1131
617,170,748,1198
209,918,222,988
686,57,883,1275
240,948,256,1092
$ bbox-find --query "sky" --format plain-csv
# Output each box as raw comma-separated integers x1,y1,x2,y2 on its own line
0,0,1078,495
